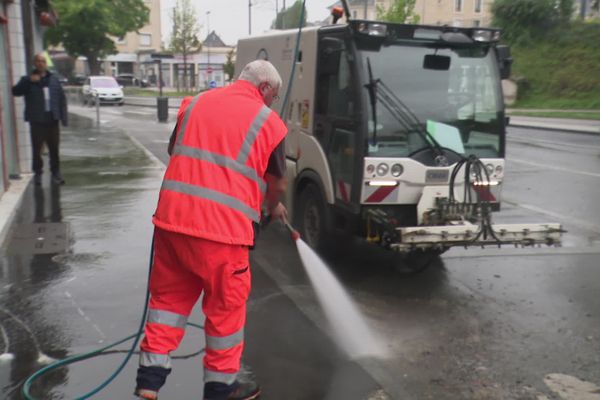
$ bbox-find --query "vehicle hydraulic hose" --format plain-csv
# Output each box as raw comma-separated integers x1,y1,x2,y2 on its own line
278,0,306,117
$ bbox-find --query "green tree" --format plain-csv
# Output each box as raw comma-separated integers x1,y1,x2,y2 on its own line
272,0,307,29
223,49,235,83
169,0,202,91
377,0,420,24
492,0,574,45
45,0,149,75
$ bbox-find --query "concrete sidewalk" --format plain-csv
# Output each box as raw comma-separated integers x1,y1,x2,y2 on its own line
0,112,387,399
508,115,600,134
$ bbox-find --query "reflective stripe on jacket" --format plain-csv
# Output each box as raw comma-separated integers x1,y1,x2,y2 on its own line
153,80,287,245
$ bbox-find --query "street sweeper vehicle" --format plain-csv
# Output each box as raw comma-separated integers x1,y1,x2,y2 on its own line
235,15,562,264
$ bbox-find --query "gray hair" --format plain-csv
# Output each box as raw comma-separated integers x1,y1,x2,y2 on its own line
238,60,282,90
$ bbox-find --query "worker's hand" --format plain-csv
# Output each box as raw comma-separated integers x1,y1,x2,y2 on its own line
269,202,288,222
30,73,41,82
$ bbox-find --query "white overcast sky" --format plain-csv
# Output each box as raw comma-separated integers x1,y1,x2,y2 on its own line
160,0,333,46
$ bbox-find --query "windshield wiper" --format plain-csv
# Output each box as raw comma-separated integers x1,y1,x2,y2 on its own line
364,57,379,147
363,57,446,160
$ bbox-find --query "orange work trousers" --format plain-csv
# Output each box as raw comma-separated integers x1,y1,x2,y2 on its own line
139,227,251,385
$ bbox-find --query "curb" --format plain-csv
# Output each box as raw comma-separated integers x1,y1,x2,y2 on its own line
509,122,600,135
0,174,33,249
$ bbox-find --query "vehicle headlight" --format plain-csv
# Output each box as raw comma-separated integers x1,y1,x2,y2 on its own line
391,163,403,177
376,163,389,176
358,22,387,37
472,30,493,42
366,164,375,175
485,163,495,175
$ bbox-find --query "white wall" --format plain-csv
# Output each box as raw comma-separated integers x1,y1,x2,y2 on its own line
7,0,30,174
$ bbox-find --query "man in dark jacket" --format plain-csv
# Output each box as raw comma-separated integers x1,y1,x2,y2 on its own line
12,52,68,185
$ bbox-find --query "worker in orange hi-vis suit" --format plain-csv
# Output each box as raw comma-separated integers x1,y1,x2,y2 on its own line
134,60,288,400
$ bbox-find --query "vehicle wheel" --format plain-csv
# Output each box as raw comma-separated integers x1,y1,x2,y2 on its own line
295,183,332,252
394,248,447,274
118,102,124,106
81,95,87,106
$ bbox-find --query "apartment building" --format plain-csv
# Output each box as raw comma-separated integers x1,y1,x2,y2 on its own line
159,30,233,90
1,0,52,195
331,0,493,27
102,0,162,79
415,0,492,27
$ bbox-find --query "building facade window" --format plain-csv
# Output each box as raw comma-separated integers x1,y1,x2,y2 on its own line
473,19,480,27
475,0,482,13
116,36,126,44
455,0,463,12
139,33,151,46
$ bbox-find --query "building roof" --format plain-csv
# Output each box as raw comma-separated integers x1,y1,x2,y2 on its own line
203,31,227,48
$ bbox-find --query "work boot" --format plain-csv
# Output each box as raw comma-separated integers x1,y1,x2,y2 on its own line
51,172,65,185
135,366,170,400
34,174,42,186
203,380,261,400
133,388,158,399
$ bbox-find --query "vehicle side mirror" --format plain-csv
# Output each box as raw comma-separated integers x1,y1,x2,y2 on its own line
423,54,451,71
319,37,344,75
496,45,512,80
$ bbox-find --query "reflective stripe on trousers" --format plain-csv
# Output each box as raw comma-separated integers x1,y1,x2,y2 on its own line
139,227,251,384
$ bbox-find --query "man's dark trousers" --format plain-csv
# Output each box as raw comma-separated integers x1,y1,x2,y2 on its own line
30,120,60,175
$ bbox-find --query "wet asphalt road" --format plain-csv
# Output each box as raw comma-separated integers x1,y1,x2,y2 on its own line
0,103,599,399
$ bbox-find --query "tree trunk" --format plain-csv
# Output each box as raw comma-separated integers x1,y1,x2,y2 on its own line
86,53,102,75
183,53,188,92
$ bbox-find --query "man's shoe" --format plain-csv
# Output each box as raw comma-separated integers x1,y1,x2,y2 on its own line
51,173,65,185
204,380,261,400
133,388,158,399
226,380,261,400
34,174,42,186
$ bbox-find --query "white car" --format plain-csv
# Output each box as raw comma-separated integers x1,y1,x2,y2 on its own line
81,76,124,106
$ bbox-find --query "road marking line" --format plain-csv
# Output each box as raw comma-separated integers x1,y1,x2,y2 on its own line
502,199,600,234
544,373,600,400
507,158,600,178
126,110,154,115
507,136,600,150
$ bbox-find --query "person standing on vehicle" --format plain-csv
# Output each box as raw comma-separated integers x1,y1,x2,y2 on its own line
12,52,68,185
134,60,288,400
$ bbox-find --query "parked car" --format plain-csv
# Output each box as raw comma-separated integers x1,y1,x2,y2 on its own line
52,71,69,85
116,73,149,88
81,76,124,106
71,74,87,86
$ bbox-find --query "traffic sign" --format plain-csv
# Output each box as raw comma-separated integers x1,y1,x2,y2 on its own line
209,80,217,89
207,67,213,74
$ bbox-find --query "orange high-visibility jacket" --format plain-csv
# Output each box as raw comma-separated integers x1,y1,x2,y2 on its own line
153,80,287,246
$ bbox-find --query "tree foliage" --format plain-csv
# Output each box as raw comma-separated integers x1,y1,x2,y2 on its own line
491,0,575,45
169,0,202,90
377,0,420,24
272,0,307,29
45,0,149,75
224,49,235,82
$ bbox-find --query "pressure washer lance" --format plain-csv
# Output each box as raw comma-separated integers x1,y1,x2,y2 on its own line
283,218,301,241
260,213,300,241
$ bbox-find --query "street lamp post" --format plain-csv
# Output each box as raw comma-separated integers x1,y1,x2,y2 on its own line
248,0,252,35
206,10,211,86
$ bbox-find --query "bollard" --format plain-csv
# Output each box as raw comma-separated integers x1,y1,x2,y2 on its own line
95,93,100,126
157,96,169,122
